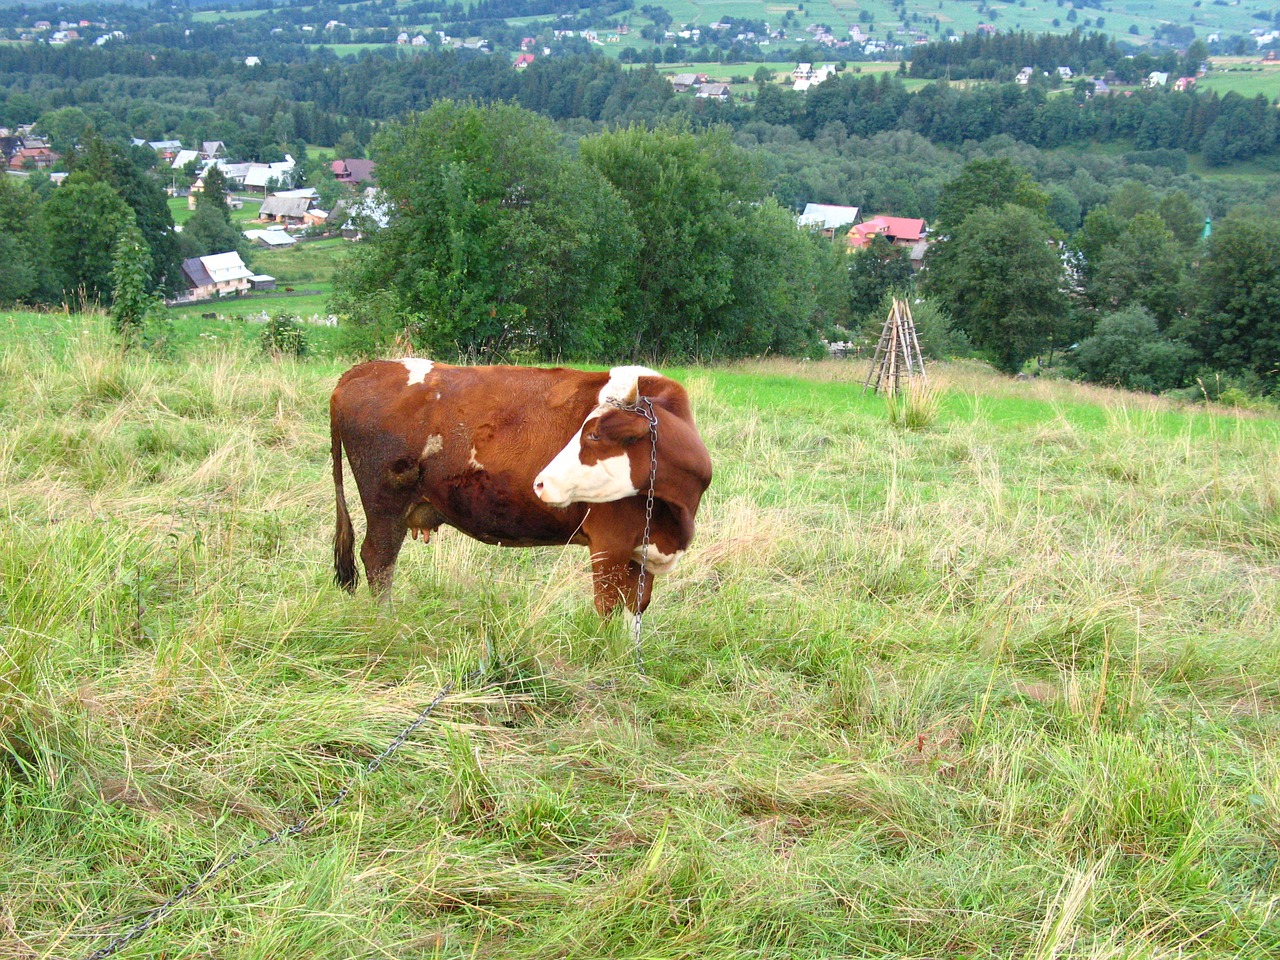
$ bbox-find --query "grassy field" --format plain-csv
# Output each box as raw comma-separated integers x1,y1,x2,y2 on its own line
3,315,1279,958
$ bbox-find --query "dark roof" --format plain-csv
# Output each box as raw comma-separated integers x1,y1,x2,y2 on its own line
333,158,377,183
181,257,215,288
260,195,314,218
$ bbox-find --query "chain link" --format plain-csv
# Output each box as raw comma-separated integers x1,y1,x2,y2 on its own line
78,665,488,960
607,395,659,675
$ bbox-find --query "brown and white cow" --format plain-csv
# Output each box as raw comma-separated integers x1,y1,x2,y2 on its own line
330,360,712,616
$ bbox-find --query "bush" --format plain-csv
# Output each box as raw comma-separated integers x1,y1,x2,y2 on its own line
260,313,308,358
1070,306,1192,393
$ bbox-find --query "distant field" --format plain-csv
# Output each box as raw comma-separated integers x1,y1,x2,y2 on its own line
1200,57,1280,99
168,196,263,227
173,0,1278,52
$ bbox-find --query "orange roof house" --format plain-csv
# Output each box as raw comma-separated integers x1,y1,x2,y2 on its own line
846,215,926,251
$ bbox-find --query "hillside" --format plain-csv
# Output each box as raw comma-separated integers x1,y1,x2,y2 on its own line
3,313,1279,957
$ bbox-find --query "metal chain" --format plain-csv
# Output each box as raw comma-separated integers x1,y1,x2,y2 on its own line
607,396,659,674
78,665,488,960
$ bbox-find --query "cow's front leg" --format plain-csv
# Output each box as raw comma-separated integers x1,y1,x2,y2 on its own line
588,550,653,618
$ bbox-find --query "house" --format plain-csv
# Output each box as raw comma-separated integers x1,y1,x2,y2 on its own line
244,228,296,247
1015,67,1035,85
514,53,535,69
258,194,314,225
798,203,861,238
249,274,276,291
170,149,200,171
1057,66,1074,80
244,56,261,67
1145,71,1169,88
1174,76,1197,91
147,139,182,158
333,187,391,240
331,158,377,185
179,252,253,299
696,83,731,101
793,64,836,92
201,141,225,159
668,73,704,92
7,146,59,171
240,156,296,193
846,215,927,251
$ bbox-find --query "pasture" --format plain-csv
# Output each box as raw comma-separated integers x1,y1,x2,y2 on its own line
2,314,1279,958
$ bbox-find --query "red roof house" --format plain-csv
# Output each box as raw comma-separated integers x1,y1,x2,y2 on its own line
846,215,927,251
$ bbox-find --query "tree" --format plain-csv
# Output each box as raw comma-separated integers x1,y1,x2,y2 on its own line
1072,305,1192,393
33,106,95,155
42,176,134,307
1088,212,1186,327
71,133,182,294
110,219,158,346
582,120,798,359
179,165,244,260
1177,211,1280,391
847,235,913,318
333,100,637,360
200,164,232,217
923,203,1067,374
932,158,1049,234
0,174,50,304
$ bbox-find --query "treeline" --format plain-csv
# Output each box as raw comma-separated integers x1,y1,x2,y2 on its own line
908,29,1191,82
6,41,1280,170
750,72,1279,166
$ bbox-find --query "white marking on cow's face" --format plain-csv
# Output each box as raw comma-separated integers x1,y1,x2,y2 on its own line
532,365,657,507
633,545,684,575
535,447,636,507
401,358,434,385
468,447,484,471
421,435,443,459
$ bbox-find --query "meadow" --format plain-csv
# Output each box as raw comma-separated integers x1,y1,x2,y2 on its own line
2,313,1279,958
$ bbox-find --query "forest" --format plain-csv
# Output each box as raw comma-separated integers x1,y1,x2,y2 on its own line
3,16,1280,396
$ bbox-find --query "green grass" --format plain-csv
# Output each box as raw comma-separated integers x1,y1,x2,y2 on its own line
3,320,1280,958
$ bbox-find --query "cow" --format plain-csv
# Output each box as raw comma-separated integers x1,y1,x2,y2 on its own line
330,360,712,616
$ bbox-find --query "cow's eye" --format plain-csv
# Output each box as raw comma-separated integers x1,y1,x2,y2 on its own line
586,431,601,442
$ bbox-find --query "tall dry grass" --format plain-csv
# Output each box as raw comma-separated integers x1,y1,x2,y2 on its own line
3,323,1280,959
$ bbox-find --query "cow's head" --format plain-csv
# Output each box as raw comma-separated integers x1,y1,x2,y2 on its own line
534,366,657,508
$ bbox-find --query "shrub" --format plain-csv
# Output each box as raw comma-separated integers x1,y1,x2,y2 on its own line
260,313,308,358
1070,306,1192,393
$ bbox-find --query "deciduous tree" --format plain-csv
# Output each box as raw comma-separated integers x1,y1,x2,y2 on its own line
924,203,1066,374
333,99,636,360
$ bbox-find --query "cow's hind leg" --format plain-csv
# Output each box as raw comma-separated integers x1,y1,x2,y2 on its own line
361,514,408,597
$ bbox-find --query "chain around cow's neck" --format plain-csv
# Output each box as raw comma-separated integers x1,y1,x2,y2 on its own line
607,395,659,674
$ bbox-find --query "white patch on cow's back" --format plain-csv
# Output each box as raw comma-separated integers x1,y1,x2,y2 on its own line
401,357,435,385
421,434,444,459
633,545,684,575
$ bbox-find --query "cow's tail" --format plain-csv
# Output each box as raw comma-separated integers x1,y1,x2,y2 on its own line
332,407,359,593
